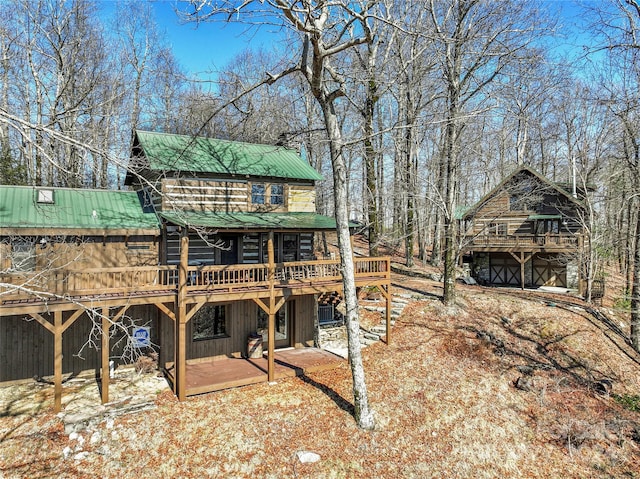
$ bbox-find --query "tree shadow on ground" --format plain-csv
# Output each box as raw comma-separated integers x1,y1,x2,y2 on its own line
461,322,614,388
297,374,355,418
391,282,441,301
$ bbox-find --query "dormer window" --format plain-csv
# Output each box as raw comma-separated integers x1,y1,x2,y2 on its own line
36,189,54,204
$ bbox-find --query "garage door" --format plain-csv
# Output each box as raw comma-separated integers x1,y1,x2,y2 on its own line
490,255,520,285
533,256,566,287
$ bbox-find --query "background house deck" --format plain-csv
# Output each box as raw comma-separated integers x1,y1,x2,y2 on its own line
462,233,580,252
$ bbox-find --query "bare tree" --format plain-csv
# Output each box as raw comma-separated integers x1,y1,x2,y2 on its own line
584,0,640,349
427,0,554,305
186,0,377,429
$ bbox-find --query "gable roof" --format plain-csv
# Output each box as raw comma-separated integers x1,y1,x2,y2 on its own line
0,185,160,235
460,165,585,220
129,130,324,182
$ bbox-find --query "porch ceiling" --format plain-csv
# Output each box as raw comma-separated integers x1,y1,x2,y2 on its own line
160,211,340,230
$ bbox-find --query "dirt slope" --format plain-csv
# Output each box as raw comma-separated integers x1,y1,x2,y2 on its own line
1,275,639,478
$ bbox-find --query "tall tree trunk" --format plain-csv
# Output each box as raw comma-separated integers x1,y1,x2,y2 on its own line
631,208,640,350
321,99,375,429
430,150,445,267
404,93,415,268
442,112,459,305
364,78,380,257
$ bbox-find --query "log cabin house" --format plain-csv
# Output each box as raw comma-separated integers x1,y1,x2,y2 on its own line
458,166,586,291
0,130,391,411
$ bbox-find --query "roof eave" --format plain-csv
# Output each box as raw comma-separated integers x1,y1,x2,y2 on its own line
0,228,160,237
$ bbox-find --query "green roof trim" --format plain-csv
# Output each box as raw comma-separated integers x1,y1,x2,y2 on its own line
133,130,324,181
160,211,339,230
0,186,160,233
454,205,472,220
527,214,562,220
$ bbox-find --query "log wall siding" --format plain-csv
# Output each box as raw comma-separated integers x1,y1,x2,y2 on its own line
165,232,315,265
157,179,317,214
0,305,158,382
162,180,250,212
466,191,582,237
242,234,260,263
150,178,316,213
64,238,159,268
158,295,317,366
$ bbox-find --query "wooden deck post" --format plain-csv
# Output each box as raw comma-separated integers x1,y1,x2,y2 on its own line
578,235,585,296
510,252,532,291
54,311,63,413
267,231,275,382
175,230,189,401
385,258,391,343
101,307,110,404
380,284,392,345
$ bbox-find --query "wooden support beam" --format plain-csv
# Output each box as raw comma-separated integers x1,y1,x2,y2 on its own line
253,297,269,314
110,305,129,323
154,302,176,321
267,231,275,382
379,285,392,345
509,251,533,290
185,301,206,323
29,312,55,334
54,311,63,413
101,307,110,405
61,309,84,333
175,231,189,401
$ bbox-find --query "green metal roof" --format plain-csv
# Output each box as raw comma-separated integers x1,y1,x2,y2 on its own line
454,205,472,220
133,130,324,181
160,211,338,230
0,186,160,233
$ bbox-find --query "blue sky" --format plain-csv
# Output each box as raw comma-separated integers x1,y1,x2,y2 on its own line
149,1,280,78
98,0,281,80
101,0,595,81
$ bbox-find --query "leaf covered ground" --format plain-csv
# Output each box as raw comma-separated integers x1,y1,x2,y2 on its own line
1,275,640,478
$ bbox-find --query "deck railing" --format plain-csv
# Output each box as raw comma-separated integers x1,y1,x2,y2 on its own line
0,257,390,302
463,234,579,249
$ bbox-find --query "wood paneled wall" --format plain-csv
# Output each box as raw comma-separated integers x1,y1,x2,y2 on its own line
0,305,158,383
2,236,159,272
158,295,317,366
288,186,316,213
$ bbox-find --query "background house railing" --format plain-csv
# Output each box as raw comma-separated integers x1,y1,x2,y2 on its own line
463,234,579,248
0,257,390,302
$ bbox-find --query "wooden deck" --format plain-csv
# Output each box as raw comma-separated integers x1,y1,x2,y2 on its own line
0,257,391,314
165,348,344,397
462,234,579,253
0,256,390,412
